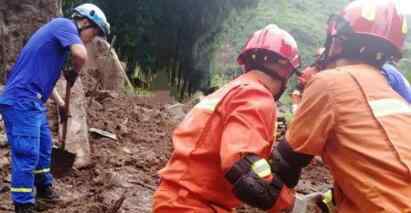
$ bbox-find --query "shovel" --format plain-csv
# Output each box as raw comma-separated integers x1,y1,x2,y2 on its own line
51,82,76,178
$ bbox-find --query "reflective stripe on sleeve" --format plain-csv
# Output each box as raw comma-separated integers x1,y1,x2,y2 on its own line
195,98,220,111
251,159,272,178
369,99,411,118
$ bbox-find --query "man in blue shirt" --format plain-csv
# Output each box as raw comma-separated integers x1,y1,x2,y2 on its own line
0,4,110,213
381,63,411,103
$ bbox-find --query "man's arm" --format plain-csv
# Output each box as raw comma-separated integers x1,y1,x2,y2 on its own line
382,64,411,103
51,88,65,108
219,85,294,212
64,44,87,87
70,43,88,73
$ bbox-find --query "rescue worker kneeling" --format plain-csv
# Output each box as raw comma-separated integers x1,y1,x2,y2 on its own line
153,24,300,213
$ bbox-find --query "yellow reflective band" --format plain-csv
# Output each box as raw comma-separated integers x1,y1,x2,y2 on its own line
33,168,50,174
11,187,33,193
195,98,219,111
251,159,272,178
403,18,408,34
361,3,376,21
369,99,411,118
322,190,335,213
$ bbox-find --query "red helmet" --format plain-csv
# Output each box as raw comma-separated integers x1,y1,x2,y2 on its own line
322,0,407,65
237,25,300,81
340,0,406,51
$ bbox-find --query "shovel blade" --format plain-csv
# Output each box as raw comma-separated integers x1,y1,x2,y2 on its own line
51,147,76,178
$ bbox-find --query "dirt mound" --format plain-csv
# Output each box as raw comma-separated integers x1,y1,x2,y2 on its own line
41,90,177,212
0,88,177,213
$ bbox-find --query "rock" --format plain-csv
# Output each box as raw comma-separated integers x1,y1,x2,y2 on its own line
55,79,92,169
100,171,127,189
5,174,11,183
0,157,9,168
100,189,122,207
0,134,8,147
190,91,205,105
90,99,104,111
134,106,154,122
122,147,132,154
96,90,120,102
0,184,9,194
292,192,323,213
164,103,186,126
89,128,118,141
117,124,129,135
82,37,126,93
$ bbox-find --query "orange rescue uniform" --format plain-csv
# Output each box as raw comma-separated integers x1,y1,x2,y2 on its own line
287,64,411,212
153,71,277,212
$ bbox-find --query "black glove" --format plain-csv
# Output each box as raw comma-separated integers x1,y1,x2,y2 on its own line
63,69,79,87
232,172,282,210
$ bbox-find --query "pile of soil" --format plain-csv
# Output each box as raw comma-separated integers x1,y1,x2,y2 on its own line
0,79,332,213
0,86,177,213
44,93,176,213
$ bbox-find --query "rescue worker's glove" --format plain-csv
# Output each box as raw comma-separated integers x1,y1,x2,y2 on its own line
225,154,294,211
63,69,79,87
271,139,314,188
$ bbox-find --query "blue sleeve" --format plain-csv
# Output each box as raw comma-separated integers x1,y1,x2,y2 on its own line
53,18,82,48
382,64,411,103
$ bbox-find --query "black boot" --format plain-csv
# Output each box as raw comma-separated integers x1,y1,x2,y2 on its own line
36,185,61,204
14,203,36,213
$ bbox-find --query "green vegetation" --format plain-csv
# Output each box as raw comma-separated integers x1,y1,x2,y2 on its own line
63,0,411,99
211,0,344,82
398,17,411,81
211,0,411,103
63,0,252,99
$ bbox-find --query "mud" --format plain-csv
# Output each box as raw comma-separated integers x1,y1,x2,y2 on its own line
0,79,332,213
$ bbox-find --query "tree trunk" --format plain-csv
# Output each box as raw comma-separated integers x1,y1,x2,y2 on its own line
0,0,62,83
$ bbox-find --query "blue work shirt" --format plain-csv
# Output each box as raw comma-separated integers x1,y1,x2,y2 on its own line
2,18,82,103
382,64,411,103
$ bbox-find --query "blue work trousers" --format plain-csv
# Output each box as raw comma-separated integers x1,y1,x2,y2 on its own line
0,99,53,204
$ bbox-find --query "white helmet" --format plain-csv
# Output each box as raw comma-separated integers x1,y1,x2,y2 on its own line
72,3,110,36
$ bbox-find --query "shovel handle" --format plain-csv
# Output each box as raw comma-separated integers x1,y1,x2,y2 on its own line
61,82,72,150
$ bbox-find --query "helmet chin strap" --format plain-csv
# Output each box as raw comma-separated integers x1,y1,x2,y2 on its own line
318,15,353,70
260,66,290,101
274,83,287,101
75,20,96,34
317,34,346,70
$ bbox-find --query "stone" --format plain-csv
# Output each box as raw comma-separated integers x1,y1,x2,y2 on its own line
89,128,118,141
82,37,126,93
0,134,8,147
164,103,186,126
0,157,9,168
55,79,91,169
